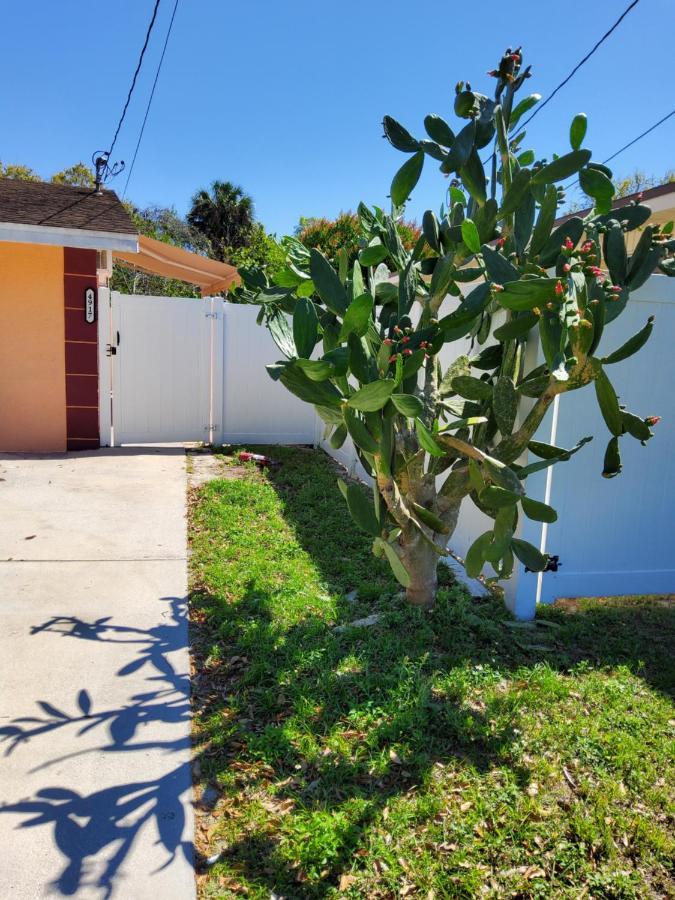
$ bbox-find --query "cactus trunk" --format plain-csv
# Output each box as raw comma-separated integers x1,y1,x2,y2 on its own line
399,536,440,609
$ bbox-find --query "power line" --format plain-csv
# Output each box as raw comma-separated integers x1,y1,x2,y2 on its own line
108,0,162,158
37,189,97,226
602,107,675,166
517,0,640,132
481,1,641,170
123,0,180,198
40,1,163,221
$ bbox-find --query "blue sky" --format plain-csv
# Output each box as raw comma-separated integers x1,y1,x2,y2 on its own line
1,0,673,236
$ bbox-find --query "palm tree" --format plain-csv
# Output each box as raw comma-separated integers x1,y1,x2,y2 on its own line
187,180,255,261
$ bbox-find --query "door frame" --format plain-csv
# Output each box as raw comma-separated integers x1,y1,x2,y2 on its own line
98,287,113,446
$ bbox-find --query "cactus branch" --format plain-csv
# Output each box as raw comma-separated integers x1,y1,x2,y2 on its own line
495,358,597,463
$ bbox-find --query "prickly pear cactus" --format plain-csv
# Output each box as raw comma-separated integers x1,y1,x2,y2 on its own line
240,48,675,608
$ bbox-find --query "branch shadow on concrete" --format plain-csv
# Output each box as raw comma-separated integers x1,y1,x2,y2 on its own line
0,596,193,899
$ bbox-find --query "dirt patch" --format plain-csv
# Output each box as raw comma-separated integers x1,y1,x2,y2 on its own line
187,452,227,488
553,595,675,614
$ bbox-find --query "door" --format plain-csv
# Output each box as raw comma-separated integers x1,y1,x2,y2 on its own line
104,292,221,445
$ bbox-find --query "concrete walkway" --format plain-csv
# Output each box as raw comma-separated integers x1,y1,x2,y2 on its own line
0,449,194,900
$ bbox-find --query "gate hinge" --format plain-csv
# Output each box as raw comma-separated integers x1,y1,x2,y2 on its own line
205,312,219,319
204,424,219,431
106,344,117,356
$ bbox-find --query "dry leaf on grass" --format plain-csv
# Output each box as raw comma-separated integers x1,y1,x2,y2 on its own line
339,873,357,891
261,797,295,816
438,841,458,852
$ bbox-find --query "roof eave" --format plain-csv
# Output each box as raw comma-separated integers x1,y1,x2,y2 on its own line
555,182,675,226
0,221,139,253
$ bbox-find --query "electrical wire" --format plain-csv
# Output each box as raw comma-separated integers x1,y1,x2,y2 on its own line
517,0,640,132
37,188,97,226
37,0,162,223
108,0,162,158
481,1,641,170
601,107,675,166
122,0,180,198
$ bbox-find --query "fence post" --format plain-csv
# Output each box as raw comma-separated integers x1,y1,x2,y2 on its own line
97,287,113,447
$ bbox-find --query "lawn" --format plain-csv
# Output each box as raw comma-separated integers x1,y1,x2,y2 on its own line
189,446,674,899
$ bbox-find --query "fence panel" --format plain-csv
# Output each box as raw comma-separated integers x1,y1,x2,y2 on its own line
522,274,675,608
219,303,318,445
320,275,675,616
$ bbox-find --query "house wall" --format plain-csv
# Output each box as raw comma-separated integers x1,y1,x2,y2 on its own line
0,242,67,451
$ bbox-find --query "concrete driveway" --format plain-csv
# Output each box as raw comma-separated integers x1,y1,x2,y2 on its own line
0,449,194,899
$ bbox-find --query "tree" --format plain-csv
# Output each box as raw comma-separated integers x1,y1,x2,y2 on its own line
187,180,255,261
242,48,674,609
566,168,675,212
613,169,674,198
0,161,40,181
51,162,95,187
112,202,285,296
224,223,285,281
127,203,211,255
297,211,425,268
111,203,209,298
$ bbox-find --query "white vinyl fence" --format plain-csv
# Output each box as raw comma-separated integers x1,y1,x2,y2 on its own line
317,275,675,618
100,276,674,618
515,274,675,614
99,290,317,448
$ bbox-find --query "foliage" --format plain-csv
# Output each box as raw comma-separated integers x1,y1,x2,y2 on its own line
111,203,209,297
112,200,285,297
242,48,675,608
614,168,675,199
568,169,675,212
1,160,95,186
127,202,211,254
50,162,95,187
0,160,40,181
110,262,200,298
187,179,255,261
223,223,286,282
190,446,675,898
297,211,423,267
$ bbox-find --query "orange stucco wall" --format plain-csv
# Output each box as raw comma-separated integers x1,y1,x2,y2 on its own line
0,242,67,451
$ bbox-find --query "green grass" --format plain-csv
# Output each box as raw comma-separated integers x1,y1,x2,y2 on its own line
189,446,674,899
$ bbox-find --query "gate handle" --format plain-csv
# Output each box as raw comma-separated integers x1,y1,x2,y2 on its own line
116,330,121,347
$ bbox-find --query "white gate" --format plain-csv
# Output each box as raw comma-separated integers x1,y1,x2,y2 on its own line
100,290,221,445
98,291,315,447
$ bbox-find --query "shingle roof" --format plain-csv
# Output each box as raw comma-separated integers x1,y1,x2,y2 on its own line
0,178,137,235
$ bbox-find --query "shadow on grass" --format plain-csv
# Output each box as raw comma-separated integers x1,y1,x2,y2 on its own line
191,586,523,896
191,446,675,897
247,444,675,697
